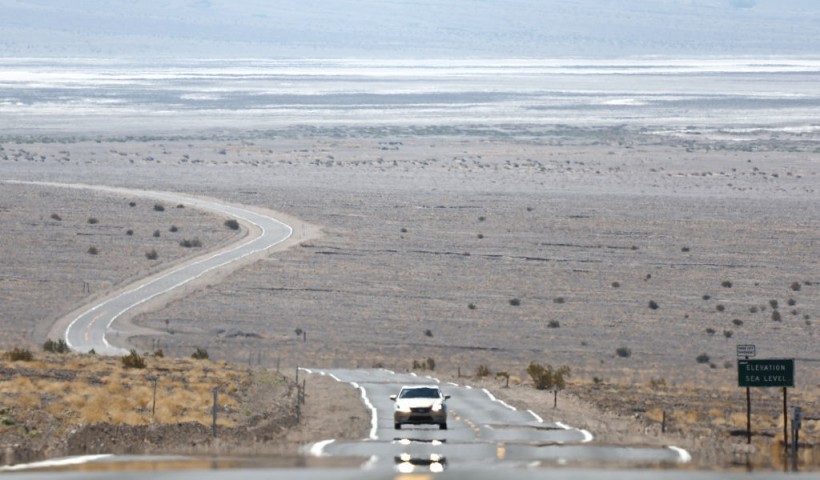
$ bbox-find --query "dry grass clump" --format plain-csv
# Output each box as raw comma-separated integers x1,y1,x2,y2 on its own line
0,350,247,428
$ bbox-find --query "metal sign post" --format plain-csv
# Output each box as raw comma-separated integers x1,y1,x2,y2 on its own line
736,345,756,444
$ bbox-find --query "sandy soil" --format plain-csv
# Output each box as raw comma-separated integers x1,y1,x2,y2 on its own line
0,126,818,469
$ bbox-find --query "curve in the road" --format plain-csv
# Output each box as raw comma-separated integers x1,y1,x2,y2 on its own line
302,368,692,472
9,181,297,355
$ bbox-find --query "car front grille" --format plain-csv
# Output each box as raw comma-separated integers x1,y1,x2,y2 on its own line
410,407,431,413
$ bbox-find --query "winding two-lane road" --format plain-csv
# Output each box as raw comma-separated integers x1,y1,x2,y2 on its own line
11,181,294,355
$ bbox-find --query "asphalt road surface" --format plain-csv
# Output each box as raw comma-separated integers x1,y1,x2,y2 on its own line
303,368,689,473
10,181,293,355
5,369,813,478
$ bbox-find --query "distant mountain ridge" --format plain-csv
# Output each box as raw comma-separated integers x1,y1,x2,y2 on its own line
1,0,819,58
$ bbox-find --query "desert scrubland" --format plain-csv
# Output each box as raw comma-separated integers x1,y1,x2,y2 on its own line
1,125,818,468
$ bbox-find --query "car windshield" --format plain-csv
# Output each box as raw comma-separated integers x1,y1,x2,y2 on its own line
399,387,441,399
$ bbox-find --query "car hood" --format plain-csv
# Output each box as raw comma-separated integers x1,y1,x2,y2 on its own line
396,398,443,409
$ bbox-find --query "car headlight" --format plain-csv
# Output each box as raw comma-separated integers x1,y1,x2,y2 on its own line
395,403,411,413
432,403,443,412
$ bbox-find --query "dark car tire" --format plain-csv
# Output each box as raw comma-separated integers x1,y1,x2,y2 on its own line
395,423,401,430
439,423,448,430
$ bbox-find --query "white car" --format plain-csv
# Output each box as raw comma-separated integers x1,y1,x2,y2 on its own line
390,385,450,430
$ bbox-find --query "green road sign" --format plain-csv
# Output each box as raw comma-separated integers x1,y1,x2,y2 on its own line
738,359,794,387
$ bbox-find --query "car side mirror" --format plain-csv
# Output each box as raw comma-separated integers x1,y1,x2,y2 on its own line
389,395,397,401
444,395,451,400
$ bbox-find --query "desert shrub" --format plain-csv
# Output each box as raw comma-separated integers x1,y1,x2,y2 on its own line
476,364,491,377
732,319,743,326
649,377,666,389
224,219,240,230
615,347,632,358
478,216,486,222
145,249,158,260
400,227,407,233
50,213,62,221
696,353,710,364
769,299,779,309
772,310,782,322
153,203,165,212
477,233,484,239
716,304,725,312
592,376,604,385
547,320,560,328
723,330,733,339
721,281,733,288
703,294,711,301
7,348,33,361
87,217,98,224
648,300,659,310
705,328,716,335
169,225,178,232
176,204,185,209
121,349,146,369
126,229,133,236
129,201,136,207
191,347,209,360
426,357,435,371
179,238,202,248
749,306,758,313
43,338,69,354
790,281,802,291
787,298,796,306
681,246,690,252
724,361,733,369
153,349,164,358
553,297,565,304
468,303,476,310
509,298,521,306
153,230,161,238
526,362,570,391
87,246,99,255
424,329,433,337
611,281,620,288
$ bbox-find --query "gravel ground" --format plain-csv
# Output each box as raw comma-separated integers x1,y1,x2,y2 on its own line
0,126,818,469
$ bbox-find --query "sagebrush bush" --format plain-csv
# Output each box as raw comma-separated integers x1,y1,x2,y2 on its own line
191,347,209,360
87,217,98,224
145,249,158,260
179,238,202,248
616,347,632,358
87,246,99,255
526,362,570,391
43,338,69,354
51,213,62,221
548,320,560,328
7,348,33,361
476,364,491,377
696,353,711,364
224,219,240,230
153,204,165,212
509,298,521,306
121,349,146,369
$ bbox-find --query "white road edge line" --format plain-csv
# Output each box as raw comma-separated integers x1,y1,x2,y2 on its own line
668,446,692,463
527,409,543,423
556,421,594,442
482,388,516,411
0,454,114,472
309,439,335,457
350,381,379,440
